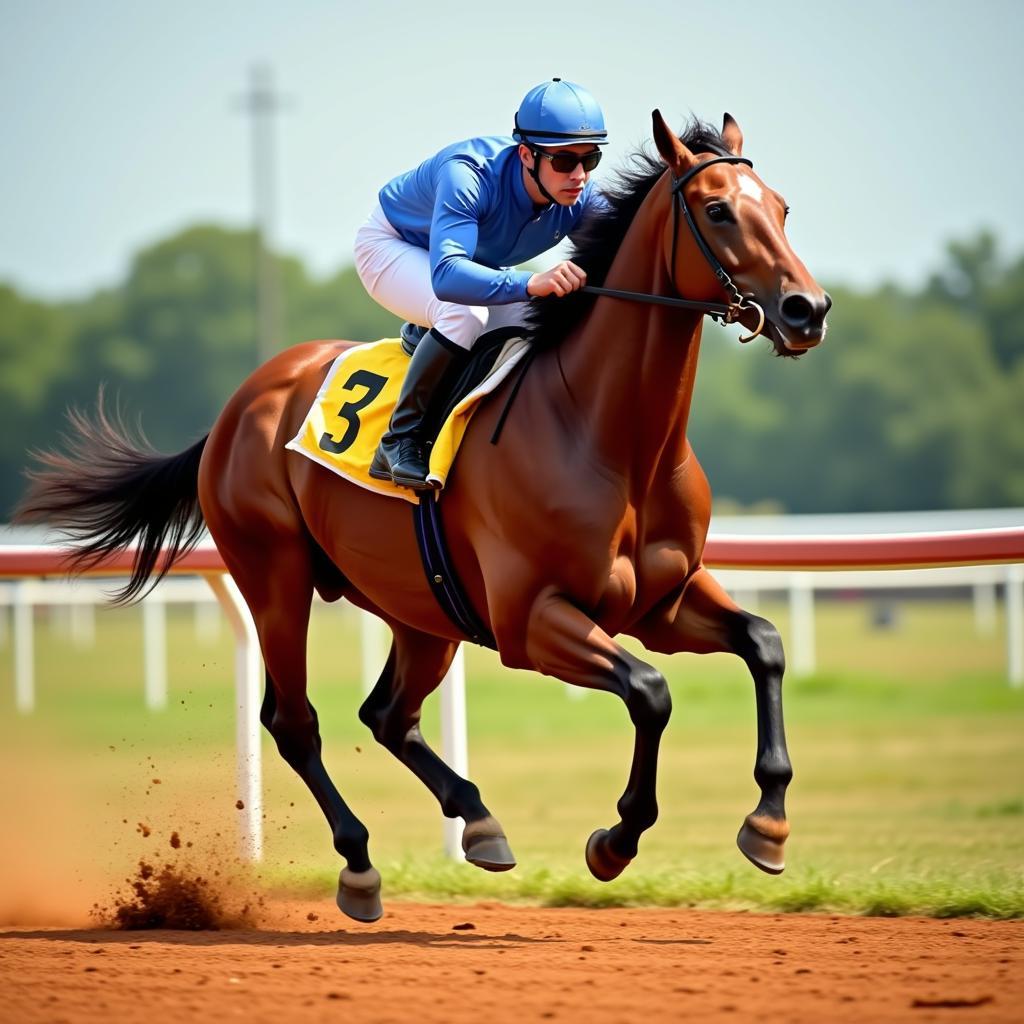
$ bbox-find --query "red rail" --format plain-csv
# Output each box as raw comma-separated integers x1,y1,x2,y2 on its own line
705,527,1024,570
1,527,1022,579
0,543,226,578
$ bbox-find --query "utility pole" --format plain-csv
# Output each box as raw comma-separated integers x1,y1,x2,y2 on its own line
237,64,286,366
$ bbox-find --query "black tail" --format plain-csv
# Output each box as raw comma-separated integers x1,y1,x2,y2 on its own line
16,398,208,603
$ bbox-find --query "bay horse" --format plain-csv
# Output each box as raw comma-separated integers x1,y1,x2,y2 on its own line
19,111,830,922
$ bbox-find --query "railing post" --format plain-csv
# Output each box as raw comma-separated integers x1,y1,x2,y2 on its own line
788,572,816,677
1008,564,1023,689
203,572,264,861
440,647,468,861
70,600,96,649
13,581,34,713
142,593,168,711
973,581,997,635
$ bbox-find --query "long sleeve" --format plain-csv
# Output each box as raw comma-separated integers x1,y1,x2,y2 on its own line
428,160,533,305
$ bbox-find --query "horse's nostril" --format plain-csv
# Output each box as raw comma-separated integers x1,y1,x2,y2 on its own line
779,293,813,328
823,291,833,315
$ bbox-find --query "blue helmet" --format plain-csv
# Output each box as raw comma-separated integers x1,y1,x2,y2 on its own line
513,79,608,147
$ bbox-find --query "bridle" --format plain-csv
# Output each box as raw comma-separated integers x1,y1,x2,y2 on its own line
492,151,768,446
582,152,767,343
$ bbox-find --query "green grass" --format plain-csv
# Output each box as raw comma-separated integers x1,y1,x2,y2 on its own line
1,596,1022,918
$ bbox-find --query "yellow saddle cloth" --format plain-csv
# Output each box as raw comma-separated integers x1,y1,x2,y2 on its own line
286,337,529,503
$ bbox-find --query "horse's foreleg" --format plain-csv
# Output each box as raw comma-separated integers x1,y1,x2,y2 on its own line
632,566,793,873
526,592,672,881
358,623,515,870
228,545,381,921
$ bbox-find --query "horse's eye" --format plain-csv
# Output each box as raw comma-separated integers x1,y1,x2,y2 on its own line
706,203,729,223
784,206,791,219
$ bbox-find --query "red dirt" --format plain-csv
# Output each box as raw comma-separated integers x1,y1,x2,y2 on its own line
1,900,1021,1023
94,860,258,931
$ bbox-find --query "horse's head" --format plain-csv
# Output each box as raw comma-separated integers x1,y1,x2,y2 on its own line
652,110,830,355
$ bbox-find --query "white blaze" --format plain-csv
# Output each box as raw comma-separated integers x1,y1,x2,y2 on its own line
737,174,763,203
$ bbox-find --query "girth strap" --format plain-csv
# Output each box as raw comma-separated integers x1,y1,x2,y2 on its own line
413,491,497,649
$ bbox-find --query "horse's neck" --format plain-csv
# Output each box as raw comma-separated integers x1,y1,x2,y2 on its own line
554,189,704,488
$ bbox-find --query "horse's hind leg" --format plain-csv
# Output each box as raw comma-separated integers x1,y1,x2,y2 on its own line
358,623,515,870
632,567,793,873
226,540,382,921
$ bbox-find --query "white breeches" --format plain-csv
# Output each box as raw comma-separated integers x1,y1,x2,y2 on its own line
353,203,529,351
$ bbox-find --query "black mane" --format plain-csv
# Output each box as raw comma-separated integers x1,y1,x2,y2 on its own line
527,118,730,349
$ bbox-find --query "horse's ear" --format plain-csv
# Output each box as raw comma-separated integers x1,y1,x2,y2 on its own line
721,113,744,156
652,109,696,173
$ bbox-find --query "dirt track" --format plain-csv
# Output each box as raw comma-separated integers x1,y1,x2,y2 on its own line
1,900,1021,1023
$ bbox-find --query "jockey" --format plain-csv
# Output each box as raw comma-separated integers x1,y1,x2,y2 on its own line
355,78,609,490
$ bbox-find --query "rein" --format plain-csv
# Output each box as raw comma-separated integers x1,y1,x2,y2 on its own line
577,285,732,317
582,153,766,343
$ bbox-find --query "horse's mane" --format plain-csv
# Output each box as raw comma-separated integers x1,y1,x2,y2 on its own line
527,118,730,349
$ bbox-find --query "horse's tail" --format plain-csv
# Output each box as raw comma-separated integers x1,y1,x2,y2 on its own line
16,396,208,603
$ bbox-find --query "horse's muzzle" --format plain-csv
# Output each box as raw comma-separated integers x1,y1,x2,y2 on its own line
776,290,831,350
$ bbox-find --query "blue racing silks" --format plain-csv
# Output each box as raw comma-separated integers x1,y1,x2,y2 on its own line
378,136,607,306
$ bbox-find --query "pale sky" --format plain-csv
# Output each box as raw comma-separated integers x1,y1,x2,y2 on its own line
2,0,1022,300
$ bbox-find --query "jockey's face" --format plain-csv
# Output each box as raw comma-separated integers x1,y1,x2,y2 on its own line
519,143,598,206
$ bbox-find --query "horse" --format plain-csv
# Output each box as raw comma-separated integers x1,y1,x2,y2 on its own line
19,110,830,922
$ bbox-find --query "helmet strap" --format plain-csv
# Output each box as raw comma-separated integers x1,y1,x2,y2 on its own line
529,149,559,206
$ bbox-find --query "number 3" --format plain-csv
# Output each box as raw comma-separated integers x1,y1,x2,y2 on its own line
318,369,389,454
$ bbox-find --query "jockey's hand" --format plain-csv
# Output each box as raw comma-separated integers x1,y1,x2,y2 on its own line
527,261,587,298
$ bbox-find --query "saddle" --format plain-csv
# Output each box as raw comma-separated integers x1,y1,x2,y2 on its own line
416,325,526,449
286,327,531,503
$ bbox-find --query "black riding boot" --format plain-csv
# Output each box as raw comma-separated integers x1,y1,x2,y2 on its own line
369,328,465,490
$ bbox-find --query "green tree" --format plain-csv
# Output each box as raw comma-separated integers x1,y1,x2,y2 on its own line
0,285,76,514
925,231,1024,370
109,225,261,450
691,280,1020,512
284,264,401,348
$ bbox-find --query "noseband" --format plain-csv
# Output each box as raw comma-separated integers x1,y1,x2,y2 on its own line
583,153,766,342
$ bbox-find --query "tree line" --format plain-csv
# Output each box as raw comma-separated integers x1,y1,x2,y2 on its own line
2,226,1021,519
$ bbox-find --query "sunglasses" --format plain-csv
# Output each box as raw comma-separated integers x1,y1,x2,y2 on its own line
533,149,603,174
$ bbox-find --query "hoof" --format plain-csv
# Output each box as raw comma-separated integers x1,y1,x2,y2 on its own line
337,866,383,923
585,828,632,882
462,816,516,872
736,815,788,875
